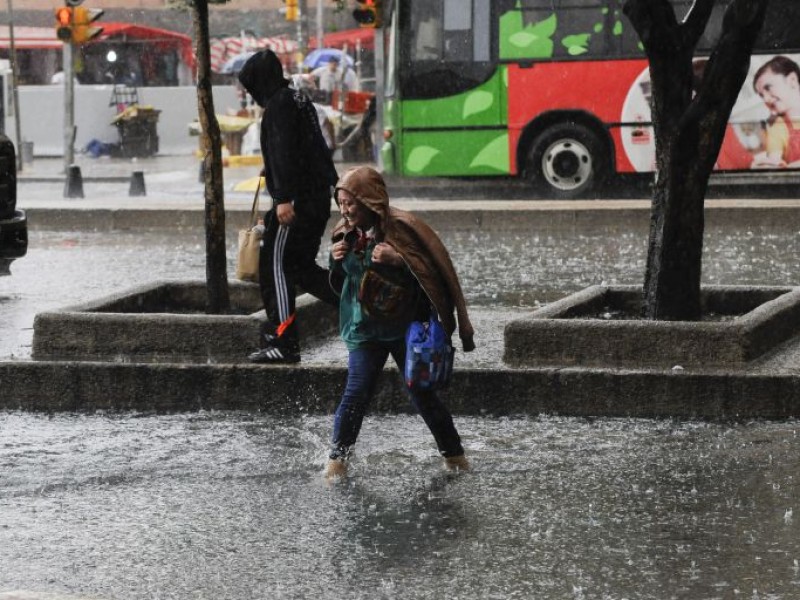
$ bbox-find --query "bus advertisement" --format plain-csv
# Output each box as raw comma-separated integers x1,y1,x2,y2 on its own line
380,0,800,197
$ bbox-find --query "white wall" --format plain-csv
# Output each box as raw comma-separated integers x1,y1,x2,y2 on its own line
7,85,241,156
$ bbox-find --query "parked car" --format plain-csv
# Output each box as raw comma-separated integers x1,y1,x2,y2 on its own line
0,134,28,275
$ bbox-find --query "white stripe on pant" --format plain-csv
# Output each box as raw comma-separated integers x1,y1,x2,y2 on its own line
272,224,291,323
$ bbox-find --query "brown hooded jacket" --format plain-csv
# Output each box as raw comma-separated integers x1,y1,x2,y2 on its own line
332,166,475,352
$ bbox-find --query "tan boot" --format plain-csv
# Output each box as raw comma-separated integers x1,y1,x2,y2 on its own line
325,458,348,481
444,454,470,472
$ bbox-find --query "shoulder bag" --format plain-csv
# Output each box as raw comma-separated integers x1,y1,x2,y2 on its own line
404,311,454,392
358,264,419,322
235,180,263,282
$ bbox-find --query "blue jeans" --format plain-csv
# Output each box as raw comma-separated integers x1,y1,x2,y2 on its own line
330,340,465,461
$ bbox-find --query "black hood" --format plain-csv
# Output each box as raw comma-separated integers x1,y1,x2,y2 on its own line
238,49,289,108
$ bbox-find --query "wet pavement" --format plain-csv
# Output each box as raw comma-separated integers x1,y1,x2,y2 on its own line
2,155,800,598
0,412,799,599
3,200,800,372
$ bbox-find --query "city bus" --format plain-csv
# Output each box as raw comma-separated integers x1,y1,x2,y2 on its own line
380,0,800,197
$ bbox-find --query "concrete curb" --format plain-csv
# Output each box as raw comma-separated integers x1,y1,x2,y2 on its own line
21,201,800,235
32,280,338,364
504,285,800,368
10,196,800,418
2,359,799,418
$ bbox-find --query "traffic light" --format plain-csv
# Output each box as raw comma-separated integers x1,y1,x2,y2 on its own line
73,6,104,44
353,0,381,28
54,7,74,42
285,0,298,21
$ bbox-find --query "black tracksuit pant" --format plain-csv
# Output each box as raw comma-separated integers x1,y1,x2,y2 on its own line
258,206,338,348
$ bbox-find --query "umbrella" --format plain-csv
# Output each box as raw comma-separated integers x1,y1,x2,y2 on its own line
303,48,355,70
220,51,257,75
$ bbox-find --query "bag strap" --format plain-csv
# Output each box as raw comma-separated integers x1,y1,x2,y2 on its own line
249,178,261,227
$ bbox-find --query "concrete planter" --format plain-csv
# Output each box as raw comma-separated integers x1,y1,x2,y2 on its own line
32,280,338,364
504,285,800,368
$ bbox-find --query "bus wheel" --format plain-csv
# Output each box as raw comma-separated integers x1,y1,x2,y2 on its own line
528,124,606,198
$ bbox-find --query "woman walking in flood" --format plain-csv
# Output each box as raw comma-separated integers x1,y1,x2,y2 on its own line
325,166,475,480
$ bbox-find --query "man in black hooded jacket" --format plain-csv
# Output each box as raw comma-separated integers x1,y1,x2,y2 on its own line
238,49,339,363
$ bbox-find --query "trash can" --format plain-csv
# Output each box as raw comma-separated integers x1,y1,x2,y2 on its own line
111,106,161,158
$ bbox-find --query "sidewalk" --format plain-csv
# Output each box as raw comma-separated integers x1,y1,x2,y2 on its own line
17,154,800,215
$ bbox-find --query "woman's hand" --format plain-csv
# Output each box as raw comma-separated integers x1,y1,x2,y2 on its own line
371,243,403,266
331,239,350,261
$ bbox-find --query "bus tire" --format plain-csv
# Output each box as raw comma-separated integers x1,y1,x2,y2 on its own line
527,124,607,198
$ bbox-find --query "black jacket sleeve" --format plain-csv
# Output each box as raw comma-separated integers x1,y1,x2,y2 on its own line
263,89,304,204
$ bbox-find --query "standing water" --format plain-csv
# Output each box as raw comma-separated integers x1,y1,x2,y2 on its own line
1,207,799,597
0,412,799,599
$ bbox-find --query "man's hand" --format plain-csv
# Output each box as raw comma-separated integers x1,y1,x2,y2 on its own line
276,202,296,226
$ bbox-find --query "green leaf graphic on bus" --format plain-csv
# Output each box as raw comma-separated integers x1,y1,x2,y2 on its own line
499,10,556,59
469,135,510,173
463,91,494,119
403,68,506,129
406,146,441,173
562,34,591,56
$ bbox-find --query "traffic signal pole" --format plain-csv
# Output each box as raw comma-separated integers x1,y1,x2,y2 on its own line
55,2,103,172
63,39,75,171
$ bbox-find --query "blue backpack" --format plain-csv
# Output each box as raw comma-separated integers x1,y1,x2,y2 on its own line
404,313,454,392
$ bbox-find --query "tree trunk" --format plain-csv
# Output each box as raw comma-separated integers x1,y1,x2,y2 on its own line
624,0,768,320
192,0,230,314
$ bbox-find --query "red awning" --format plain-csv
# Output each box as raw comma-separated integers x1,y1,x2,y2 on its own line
0,23,195,69
97,23,195,69
309,28,375,51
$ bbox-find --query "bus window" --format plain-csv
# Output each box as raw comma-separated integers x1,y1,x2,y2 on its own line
401,0,495,99
410,0,492,62
474,0,492,62
683,0,800,54
511,0,621,59
412,3,441,61
756,0,800,51
443,0,471,61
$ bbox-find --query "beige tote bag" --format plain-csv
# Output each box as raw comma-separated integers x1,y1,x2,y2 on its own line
235,181,262,282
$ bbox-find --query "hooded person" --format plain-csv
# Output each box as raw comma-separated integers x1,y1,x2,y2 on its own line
324,165,475,480
238,49,339,363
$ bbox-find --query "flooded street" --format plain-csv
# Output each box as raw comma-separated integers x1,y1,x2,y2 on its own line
1,201,800,597
0,412,798,599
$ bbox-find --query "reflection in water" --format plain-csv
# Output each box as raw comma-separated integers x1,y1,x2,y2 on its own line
0,412,799,598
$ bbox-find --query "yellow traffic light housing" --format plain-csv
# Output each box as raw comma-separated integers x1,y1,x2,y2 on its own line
285,0,298,21
73,7,104,45
54,7,73,42
353,0,381,28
